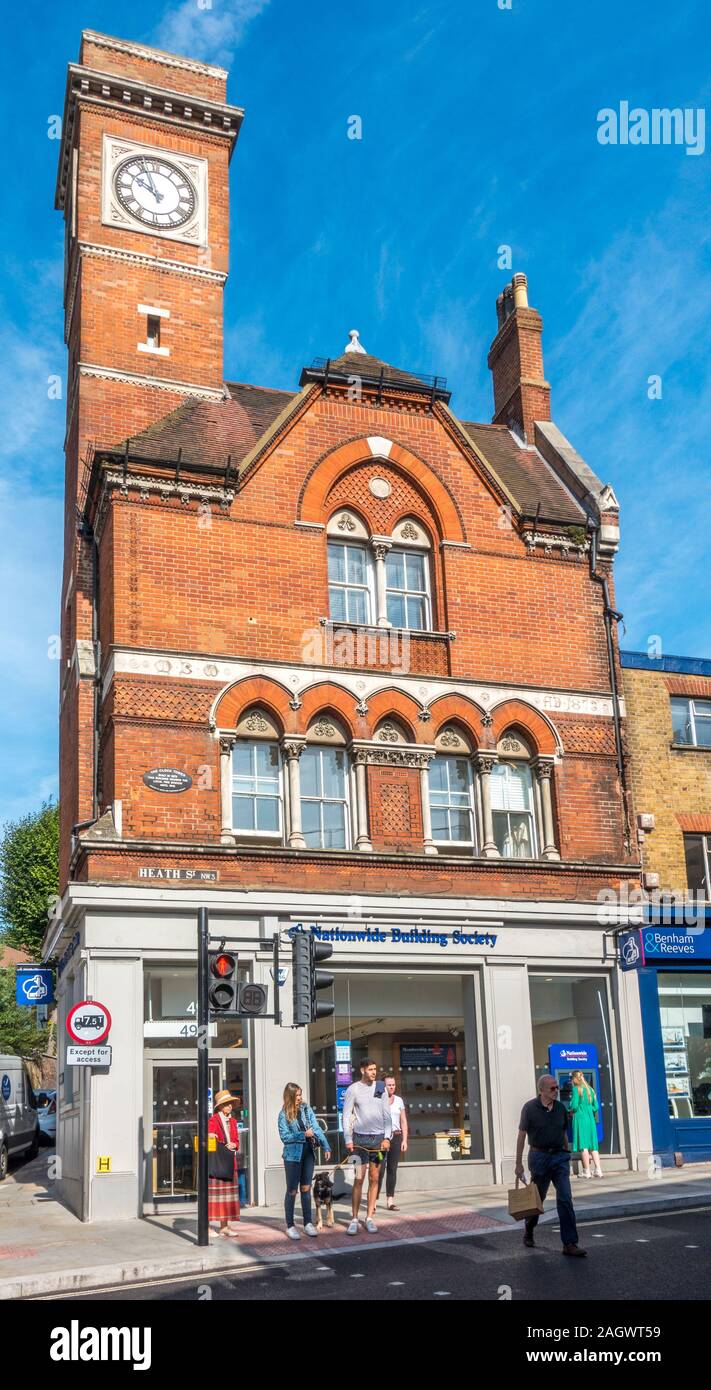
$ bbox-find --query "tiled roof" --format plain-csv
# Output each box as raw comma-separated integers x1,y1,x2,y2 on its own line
114,382,295,472
110,372,586,524
460,421,587,524
317,352,432,388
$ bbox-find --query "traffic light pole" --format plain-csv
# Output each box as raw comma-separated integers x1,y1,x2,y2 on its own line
197,906,209,1247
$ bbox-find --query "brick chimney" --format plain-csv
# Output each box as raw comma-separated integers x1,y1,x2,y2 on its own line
487,273,551,443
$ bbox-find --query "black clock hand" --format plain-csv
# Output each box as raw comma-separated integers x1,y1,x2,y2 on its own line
139,161,163,203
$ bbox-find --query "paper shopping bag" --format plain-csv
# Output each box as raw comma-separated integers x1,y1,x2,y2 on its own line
508,1176,544,1221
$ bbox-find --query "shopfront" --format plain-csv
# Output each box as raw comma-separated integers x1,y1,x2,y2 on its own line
48,889,648,1220
637,919,711,1162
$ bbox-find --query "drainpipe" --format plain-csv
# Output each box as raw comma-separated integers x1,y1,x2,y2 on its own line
71,518,101,856
589,525,631,854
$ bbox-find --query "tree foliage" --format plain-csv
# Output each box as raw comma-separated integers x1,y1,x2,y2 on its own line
0,802,60,959
0,968,50,1061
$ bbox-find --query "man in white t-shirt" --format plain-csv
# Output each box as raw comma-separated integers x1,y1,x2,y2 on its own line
377,1072,408,1210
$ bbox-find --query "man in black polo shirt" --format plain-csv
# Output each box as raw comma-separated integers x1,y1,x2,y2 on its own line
515,1074,587,1257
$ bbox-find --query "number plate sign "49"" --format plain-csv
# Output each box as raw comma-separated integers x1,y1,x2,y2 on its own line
66,1000,112,1045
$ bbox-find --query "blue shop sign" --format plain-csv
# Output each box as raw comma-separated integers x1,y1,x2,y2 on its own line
15,966,54,1006
618,929,644,971
641,927,711,961
1,1075,11,1101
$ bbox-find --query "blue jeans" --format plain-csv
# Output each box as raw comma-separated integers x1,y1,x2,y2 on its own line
526,1150,579,1246
284,1145,315,1227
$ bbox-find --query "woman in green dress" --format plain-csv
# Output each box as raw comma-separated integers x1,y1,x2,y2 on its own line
567,1070,602,1178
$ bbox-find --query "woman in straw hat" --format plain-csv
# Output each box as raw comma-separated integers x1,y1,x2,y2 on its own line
208,1090,241,1237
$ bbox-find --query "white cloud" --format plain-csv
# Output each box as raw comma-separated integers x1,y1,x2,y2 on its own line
153,0,270,67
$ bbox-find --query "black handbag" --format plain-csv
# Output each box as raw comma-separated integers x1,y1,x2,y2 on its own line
297,1105,319,1155
209,1125,236,1181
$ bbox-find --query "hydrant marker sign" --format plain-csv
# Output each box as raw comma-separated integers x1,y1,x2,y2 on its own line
66,1000,112,1045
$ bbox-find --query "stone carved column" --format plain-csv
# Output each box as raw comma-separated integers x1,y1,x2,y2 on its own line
419,756,439,856
219,735,237,844
534,758,560,860
352,747,373,851
371,538,392,628
475,752,500,858
282,739,307,849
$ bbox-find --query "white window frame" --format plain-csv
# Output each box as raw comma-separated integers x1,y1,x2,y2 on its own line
671,697,711,747
684,833,711,894
385,546,432,631
327,540,375,625
490,760,538,859
429,754,477,847
231,739,284,840
300,745,351,850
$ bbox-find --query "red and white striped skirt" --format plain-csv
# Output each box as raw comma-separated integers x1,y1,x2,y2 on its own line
208,1178,240,1222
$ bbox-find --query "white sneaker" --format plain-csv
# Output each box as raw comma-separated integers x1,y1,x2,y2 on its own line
365,1217,378,1233
594,1168,604,1178
304,1222,318,1237
582,1168,592,1179
286,1226,301,1240
347,1219,359,1235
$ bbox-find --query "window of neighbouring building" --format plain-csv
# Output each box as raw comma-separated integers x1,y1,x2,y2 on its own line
684,835,711,895
657,972,711,1119
529,973,620,1155
308,970,484,1165
671,697,711,747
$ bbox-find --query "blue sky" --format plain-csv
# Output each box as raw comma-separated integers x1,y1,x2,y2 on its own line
0,0,709,829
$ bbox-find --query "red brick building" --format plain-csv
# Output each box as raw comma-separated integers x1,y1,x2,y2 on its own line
47,31,653,1222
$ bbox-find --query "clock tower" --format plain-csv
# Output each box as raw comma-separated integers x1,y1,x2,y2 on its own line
55,30,243,881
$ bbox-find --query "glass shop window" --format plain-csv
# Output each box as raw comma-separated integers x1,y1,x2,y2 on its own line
657,972,711,1120
307,970,483,1165
529,973,620,1155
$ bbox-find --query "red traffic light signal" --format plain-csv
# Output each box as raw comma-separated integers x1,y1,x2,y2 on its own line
211,952,236,979
209,952,238,1012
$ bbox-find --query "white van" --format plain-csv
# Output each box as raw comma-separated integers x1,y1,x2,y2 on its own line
0,1056,40,1179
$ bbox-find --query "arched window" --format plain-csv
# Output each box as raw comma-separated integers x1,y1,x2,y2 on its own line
231,708,283,838
429,727,476,848
301,717,351,850
385,518,432,631
490,732,537,859
327,511,373,624
325,511,433,631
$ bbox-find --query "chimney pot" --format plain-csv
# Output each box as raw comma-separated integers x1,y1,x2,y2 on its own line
512,272,529,309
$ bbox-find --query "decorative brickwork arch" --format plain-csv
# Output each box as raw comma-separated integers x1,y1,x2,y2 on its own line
363,688,424,743
428,693,487,750
212,676,292,734
295,682,359,739
298,438,466,543
488,699,560,757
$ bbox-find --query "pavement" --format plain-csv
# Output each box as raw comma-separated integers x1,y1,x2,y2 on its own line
2,1149,711,1300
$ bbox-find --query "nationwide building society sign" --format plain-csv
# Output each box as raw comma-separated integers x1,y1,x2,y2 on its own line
288,923,498,950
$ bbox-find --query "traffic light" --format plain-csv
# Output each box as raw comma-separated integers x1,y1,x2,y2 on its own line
292,932,311,1026
209,951,238,1013
312,941,335,1020
291,932,335,1025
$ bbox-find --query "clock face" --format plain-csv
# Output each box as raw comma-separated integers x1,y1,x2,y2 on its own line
113,155,197,230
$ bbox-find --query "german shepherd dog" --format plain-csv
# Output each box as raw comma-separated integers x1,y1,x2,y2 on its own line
313,1170,335,1228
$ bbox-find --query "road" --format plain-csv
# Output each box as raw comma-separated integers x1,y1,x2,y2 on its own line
66,1207,711,1301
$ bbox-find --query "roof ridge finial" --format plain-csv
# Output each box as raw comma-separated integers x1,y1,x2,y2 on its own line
344,328,367,355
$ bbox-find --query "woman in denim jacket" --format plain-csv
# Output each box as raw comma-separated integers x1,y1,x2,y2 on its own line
278,1082,331,1240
